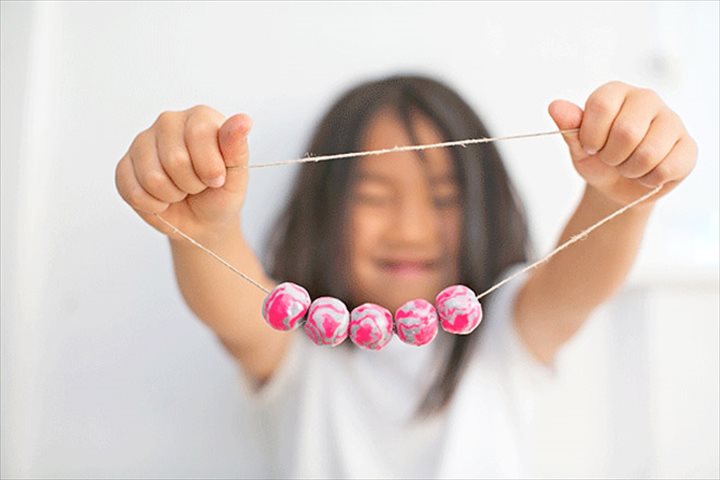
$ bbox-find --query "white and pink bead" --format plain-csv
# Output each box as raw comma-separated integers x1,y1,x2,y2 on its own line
435,285,483,335
304,296,350,346
394,299,439,346
261,282,311,331
261,282,484,350
349,303,394,350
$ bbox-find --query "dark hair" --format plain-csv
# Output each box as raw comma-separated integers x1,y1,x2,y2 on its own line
263,74,531,417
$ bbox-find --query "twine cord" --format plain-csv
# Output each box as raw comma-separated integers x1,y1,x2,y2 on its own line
474,183,662,300
153,215,272,294
237,128,580,169
155,127,663,300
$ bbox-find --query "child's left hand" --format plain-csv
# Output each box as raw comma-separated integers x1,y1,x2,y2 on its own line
548,81,697,207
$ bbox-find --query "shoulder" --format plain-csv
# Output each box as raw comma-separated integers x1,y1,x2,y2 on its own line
479,263,558,375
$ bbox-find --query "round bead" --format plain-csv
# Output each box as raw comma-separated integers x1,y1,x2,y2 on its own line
435,285,483,335
303,296,350,346
349,303,394,350
394,299,439,346
261,282,311,331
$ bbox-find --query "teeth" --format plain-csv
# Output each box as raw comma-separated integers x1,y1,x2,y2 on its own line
380,260,438,269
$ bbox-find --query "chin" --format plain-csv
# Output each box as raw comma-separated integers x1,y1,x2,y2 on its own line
372,286,437,312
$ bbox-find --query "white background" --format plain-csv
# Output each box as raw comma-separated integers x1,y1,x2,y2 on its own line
2,1,718,478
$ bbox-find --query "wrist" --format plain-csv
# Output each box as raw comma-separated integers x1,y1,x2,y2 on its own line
582,184,656,218
168,217,244,249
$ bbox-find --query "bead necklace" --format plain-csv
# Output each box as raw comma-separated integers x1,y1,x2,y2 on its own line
153,128,663,352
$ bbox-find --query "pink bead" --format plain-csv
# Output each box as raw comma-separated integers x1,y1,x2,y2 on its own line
435,285,483,335
394,299,439,346
349,303,394,350
262,282,311,331
304,297,350,346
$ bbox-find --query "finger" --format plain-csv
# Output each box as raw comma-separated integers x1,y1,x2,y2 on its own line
129,130,187,203
596,89,662,167
547,99,585,160
616,110,681,179
155,112,207,195
184,106,227,188
115,154,169,214
579,81,629,155
637,136,698,188
218,113,253,193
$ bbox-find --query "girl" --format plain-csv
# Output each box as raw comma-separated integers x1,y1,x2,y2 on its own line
115,75,696,477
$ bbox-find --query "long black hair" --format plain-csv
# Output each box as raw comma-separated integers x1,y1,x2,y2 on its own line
263,74,531,417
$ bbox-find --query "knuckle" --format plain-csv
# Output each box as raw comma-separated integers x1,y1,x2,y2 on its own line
605,80,627,89
132,129,153,150
596,80,627,97
672,110,685,127
114,159,126,190
634,145,657,170
195,160,224,180
644,164,669,186
586,96,615,117
623,147,656,177
185,119,215,140
642,87,658,100
155,110,175,126
614,122,643,145
636,87,662,107
191,104,214,115
164,149,191,170
666,110,685,131
127,186,147,208
143,170,168,193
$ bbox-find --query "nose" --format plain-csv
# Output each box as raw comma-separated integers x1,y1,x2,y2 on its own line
388,190,438,246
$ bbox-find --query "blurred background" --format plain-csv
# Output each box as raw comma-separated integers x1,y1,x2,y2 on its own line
1,1,718,478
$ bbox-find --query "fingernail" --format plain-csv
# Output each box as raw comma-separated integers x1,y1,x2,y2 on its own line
585,148,597,156
208,175,225,188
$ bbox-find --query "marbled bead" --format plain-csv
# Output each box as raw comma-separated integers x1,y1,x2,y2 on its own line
394,299,439,346
435,285,483,335
304,296,350,346
261,282,311,331
349,303,394,351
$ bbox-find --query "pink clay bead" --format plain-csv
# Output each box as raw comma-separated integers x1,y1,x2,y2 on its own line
394,299,439,346
349,303,394,351
262,282,311,331
435,285,483,335
304,296,350,346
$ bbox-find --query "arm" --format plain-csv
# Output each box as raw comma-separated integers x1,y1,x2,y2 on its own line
514,81,697,364
514,186,652,363
116,105,289,382
169,224,289,382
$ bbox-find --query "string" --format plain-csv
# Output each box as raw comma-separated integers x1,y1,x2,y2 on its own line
154,127,663,302
153,215,272,294
235,128,581,169
474,183,662,300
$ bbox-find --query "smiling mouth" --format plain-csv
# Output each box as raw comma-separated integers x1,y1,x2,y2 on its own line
378,260,439,276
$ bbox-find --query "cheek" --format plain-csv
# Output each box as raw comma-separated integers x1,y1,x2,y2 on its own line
440,209,462,255
347,206,387,266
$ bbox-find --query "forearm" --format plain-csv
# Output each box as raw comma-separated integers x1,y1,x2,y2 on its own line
516,185,654,355
169,222,276,353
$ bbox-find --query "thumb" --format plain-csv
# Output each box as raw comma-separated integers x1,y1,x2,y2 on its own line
548,99,586,161
218,113,253,192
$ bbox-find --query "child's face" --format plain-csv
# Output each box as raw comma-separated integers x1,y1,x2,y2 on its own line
346,107,462,313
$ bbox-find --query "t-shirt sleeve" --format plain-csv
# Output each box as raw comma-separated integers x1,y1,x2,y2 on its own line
235,329,309,408
481,262,559,382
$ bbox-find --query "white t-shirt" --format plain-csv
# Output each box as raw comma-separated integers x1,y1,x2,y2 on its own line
237,264,558,478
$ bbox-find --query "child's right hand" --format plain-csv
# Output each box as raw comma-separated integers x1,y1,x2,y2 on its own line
115,105,253,239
